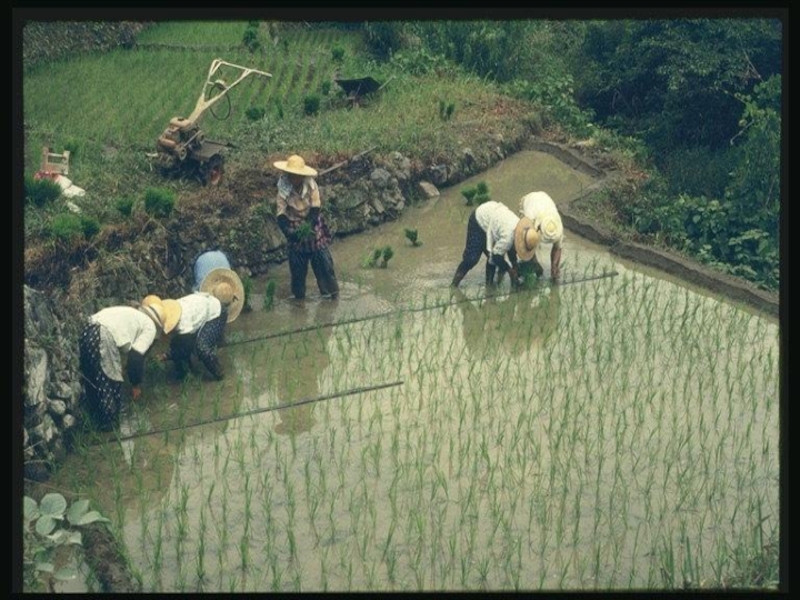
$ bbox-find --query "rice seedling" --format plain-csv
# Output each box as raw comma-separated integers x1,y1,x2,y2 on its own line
38,189,780,593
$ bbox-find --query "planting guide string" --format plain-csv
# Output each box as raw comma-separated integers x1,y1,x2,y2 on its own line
225,270,619,348
91,380,405,446
87,271,614,446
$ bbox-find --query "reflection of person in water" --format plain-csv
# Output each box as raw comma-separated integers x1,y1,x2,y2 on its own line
454,287,561,358
273,303,334,435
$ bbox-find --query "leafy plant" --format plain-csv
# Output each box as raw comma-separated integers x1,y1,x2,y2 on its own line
243,25,260,53
144,188,176,219
380,245,394,268
303,94,321,116
80,215,101,240
114,196,134,217
438,100,455,121
293,222,314,241
245,106,266,121
404,228,421,246
23,493,110,591
263,279,276,311
331,47,345,62
460,181,490,206
363,247,384,268
48,213,83,243
242,274,253,311
25,175,62,208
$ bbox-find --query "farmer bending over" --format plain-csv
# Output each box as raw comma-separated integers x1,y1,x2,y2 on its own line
519,191,564,281
451,200,539,289
79,297,181,430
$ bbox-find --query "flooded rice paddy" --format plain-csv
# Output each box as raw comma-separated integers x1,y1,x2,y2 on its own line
48,151,780,591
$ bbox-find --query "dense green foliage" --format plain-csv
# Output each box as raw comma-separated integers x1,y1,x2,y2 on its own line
47,212,100,243
143,187,176,219
25,175,62,208
574,19,781,153
114,196,134,217
368,18,781,291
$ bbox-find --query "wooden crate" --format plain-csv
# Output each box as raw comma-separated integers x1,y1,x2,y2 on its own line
40,146,70,175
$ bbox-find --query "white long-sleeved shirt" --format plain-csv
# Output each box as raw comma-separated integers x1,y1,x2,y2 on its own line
519,191,563,246
174,292,222,335
90,306,159,381
475,200,519,256
90,306,158,355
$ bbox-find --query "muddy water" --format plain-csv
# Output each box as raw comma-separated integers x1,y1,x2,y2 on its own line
49,150,780,592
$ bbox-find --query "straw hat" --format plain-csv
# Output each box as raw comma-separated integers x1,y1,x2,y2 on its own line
200,267,244,323
140,295,182,334
514,217,540,262
535,212,563,245
272,154,318,177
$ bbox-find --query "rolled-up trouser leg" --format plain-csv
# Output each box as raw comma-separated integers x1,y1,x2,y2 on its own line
195,313,226,380
310,246,339,297
288,247,310,299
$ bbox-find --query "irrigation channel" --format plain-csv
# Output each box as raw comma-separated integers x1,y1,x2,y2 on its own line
48,150,780,592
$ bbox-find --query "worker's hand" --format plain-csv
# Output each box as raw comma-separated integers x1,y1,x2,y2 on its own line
131,386,142,401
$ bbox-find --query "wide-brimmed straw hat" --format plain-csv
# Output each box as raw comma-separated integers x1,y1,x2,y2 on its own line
140,295,182,334
200,268,244,323
514,217,540,262
272,154,318,177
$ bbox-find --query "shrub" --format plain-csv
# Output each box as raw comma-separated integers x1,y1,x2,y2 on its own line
114,196,134,217
25,175,62,208
660,146,735,199
303,94,321,116
245,106,266,121
243,27,260,53
320,80,331,96
144,187,175,218
331,47,345,62
80,215,101,240
48,213,83,243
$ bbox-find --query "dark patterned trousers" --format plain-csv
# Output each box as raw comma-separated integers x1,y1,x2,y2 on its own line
79,321,123,431
288,245,339,300
169,308,227,380
452,211,495,285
